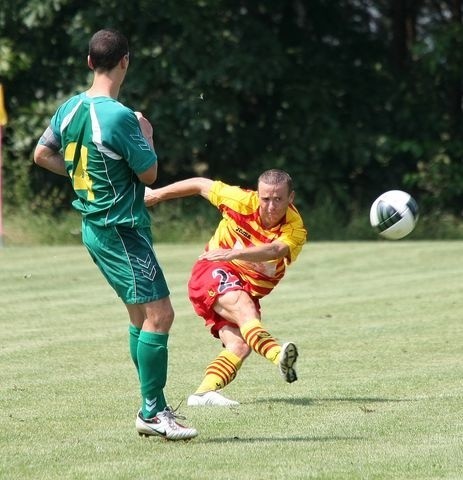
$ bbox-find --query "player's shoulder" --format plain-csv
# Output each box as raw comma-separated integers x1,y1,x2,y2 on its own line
55,92,85,114
51,93,85,128
56,92,123,115
212,180,253,196
91,96,132,117
91,98,137,131
210,181,257,212
286,204,305,224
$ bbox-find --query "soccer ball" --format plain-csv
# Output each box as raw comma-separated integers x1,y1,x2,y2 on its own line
370,190,419,240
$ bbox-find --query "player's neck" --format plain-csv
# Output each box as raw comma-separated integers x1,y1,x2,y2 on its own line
87,74,121,99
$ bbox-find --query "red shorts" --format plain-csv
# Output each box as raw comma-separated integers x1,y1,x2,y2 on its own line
188,259,261,338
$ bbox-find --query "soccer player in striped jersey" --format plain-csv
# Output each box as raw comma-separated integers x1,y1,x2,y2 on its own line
145,170,307,406
33,29,197,439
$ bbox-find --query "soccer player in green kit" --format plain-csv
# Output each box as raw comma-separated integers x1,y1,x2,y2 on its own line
33,29,197,441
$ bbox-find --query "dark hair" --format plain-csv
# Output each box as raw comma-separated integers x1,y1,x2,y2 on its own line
258,169,293,193
88,29,129,71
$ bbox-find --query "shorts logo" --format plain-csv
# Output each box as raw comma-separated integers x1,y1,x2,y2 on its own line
137,255,156,280
208,289,216,297
212,268,241,294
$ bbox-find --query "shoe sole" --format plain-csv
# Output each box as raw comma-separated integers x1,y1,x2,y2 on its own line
280,342,298,383
187,394,239,407
137,431,194,442
136,418,197,441
137,428,196,441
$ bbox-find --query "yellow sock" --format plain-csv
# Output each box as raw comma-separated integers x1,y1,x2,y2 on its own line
240,319,281,365
195,350,242,394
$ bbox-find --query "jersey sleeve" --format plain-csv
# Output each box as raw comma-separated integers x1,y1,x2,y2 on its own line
37,125,61,151
208,180,255,213
104,106,157,175
278,216,307,264
276,202,307,264
44,100,71,150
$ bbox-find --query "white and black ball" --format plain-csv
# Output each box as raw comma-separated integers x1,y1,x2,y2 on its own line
370,190,419,240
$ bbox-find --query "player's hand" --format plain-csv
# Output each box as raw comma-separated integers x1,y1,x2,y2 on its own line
135,111,154,142
144,187,162,207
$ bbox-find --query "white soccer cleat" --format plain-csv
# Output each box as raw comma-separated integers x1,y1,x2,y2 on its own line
136,407,198,441
279,342,298,383
187,390,239,407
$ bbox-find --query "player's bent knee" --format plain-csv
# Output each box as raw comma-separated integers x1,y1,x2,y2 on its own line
143,298,175,332
223,336,251,359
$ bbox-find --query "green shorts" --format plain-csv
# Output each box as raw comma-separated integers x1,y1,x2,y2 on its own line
82,220,170,304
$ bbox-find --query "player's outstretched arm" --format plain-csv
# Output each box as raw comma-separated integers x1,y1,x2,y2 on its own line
199,241,290,263
144,177,213,207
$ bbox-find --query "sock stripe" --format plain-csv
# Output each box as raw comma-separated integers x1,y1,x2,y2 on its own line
260,339,279,356
244,331,277,354
207,357,238,379
205,366,229,385
216,357,237,374
242,326,261,342
240,319,281,364
205,361,238,386
195,349,243,394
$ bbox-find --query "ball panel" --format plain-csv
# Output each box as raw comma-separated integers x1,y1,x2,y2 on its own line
378,214,415,239
376,200,402,230
406,196,419,219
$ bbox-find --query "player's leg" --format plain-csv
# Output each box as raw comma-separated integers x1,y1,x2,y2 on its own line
215,290,279,361
128,322,141,376
105,226,173,420
126,299,173,418
189,260,282,363
188,325,249,406
121,232,196,440
214,290,299,383
188,260,298,384
129,299,197,440
82,223,197,440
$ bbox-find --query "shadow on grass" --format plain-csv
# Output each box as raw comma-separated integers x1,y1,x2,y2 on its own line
253,396,417,406
200,435,366,444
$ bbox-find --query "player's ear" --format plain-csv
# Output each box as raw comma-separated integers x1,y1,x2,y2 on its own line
87,55,94,70
121,53,130,69
289,190,295,203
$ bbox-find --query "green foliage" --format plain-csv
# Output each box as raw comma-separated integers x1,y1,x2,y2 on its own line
1,0,463,235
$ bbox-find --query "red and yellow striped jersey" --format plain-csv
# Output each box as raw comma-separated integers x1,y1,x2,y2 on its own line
205,180,307,298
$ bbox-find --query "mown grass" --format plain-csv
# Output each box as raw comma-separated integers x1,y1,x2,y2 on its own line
0,242,462,479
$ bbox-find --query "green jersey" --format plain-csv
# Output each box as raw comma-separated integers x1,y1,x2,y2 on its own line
48,93,156,227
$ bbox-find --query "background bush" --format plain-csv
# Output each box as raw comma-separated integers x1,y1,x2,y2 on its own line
2,0,463,243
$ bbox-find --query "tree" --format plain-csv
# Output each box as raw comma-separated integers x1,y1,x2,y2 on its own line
1,0,462,230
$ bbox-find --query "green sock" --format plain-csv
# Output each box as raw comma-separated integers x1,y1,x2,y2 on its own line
138,330,168,418
128,324,141,376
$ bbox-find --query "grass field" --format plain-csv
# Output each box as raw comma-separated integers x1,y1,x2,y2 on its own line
1,241,462,479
